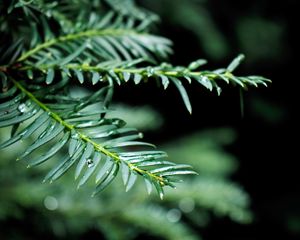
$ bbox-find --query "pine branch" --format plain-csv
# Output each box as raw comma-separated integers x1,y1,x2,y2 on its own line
18,55,271,113
4,0,158,26
17,29,171,63
0,0,270,199
166,177,252,223
26,56,270,89
0,79,196,198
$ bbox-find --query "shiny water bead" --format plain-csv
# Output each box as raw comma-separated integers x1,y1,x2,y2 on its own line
86,158,94,168
17,103,27,113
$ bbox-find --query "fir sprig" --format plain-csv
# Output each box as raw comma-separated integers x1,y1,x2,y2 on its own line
0,0,270,198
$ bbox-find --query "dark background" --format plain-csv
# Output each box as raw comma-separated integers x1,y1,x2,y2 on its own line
0,0,299,239
116,0,299,239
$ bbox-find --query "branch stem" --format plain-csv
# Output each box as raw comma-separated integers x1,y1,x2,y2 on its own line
17,29,145,62
12,78,165,183
20,63,220,80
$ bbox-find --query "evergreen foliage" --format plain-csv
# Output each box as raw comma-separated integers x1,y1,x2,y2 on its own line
0,125,251,239
0,0,269,198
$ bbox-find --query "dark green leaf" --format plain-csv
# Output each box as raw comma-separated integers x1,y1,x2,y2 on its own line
101,78,113,109
121,161,130,186
216,73,229,84
10,122,20,137
95,157,115,183
92,163,119,196
69,134,80,156
133,73,142,84
120,150,167,159
123,37,151,59
195,75,213,91
60,43,87,65
50,144,84,182
74,69,84,84
108,70,121,85
126,172,137,192
0,132,23,150
184,76,192,84
170,77,192,114
78,152,101,188
160,75,169,89
150,164,193,174
0,93,24,110
96,38,121,60
229,76,244,87
19,123,64,160
46,69,55,85
227,54,245,72
136,160,175,167
103,133,143,147
188,59,207,70
0,86,18,99
160,170,198,177
75,142,94,179
2,38,23,63
92,71,101,85
97,11,115,29
0,109,20,121
110,141,155,148
27,69,33,79
106,36,132,60
28,132,70,167
0,108,38,127
144,176,153,194
153,181,164,200
122,72,131,82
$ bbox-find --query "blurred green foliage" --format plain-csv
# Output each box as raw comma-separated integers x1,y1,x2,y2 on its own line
0,105,251,239
141,0,230,60
2,0,289,239
141,0,286,66
236,17,284,63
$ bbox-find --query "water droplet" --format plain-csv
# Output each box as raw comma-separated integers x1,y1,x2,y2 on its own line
147,67,155,76
98,74,104,82
18,103,27,113
202,76,209,82
71,133,79,139
138,132,143,138
166,208,181,223
44,196,58,211
86,158,94,168
179,198,195,213
111,119,125,127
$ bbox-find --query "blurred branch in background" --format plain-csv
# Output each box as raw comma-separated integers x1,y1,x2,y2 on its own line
141,0,287,67
0,104,251,240
140,0,230,61
236,16,285,64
